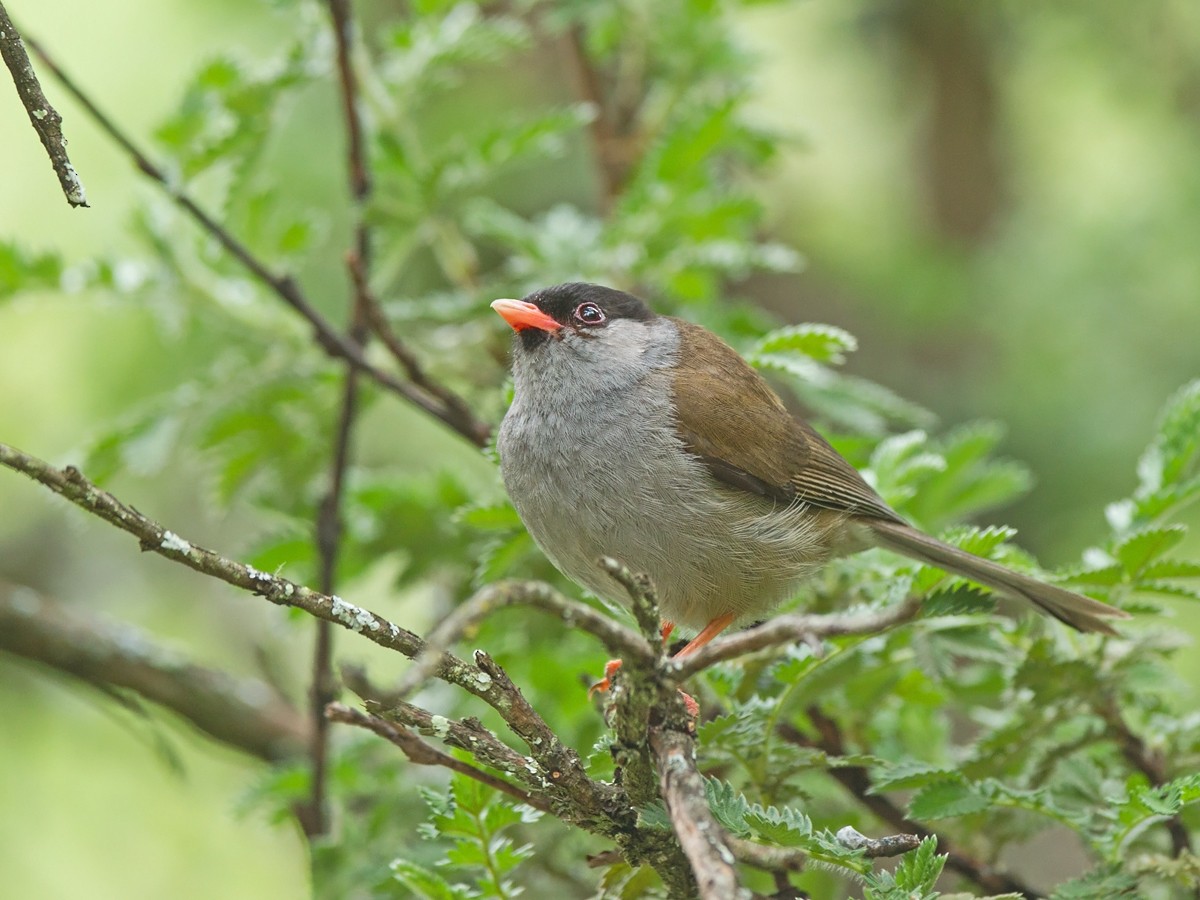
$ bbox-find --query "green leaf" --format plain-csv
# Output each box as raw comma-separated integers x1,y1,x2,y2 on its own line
748,323,858,366
908,778,991,820
892,836,946,893
1048,865,1139,899
1114,525,1188,576
864,836,944,900
388,859,473,900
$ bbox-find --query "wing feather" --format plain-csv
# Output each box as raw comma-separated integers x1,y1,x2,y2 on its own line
669,318,902,523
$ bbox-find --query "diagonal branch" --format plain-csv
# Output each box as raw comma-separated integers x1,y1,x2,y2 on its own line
0,5,86,206
0,443,624,836
0,442,490,697
21,34,490,449
327,702,551,812
0,581,307,761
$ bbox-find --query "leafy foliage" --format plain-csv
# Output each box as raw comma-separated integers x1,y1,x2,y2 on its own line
3,0,1198,898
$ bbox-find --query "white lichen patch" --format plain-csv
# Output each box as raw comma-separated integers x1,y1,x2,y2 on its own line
430,715,450,737
160,531,192,554
245,565,271,583
475,671,493,690
327,595,379,632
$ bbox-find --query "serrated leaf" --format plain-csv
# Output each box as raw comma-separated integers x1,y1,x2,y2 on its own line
749,323,858,365
871,761,958,793
1114,525,1188,576
389,859,473,900
1048,865,1139,899
456,502,522,531
893,836,945,892
908,779,991,820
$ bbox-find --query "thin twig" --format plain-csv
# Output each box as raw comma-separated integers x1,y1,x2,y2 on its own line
21,35,490,448
390,578,655,702
0,6,86,206
327,702,551,812
670,599,921,681
348,251,485,433
299,0,379,840
0,582,307,761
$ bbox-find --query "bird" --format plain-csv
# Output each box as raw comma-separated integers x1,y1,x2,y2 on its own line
490,283,1127,689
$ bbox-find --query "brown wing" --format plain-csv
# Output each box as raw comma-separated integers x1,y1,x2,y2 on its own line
669,318,903,523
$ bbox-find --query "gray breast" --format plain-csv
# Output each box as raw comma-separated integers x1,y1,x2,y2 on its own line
497,318,835,630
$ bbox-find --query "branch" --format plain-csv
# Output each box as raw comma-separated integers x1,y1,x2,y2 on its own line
670,598,921,681
389,577,655,702
0,442,493,699
650,725,746,900
21,35,491,449
298,0,381,839
778,711,1037,898
0,444,631,839
727,826,920,877
326,702,551,812
348,251,487,439
0,5,86,206
0,582,307,761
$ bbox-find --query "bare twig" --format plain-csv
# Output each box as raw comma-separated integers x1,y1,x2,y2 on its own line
390,578,655,702
327,702,551,812
779,710,1036,898
727,827,920,878
348,252,486,435
0,582,307,761
298,0,379,839
21,35,490,448
670,599,921,681
0,5,86,206
650,725,746,900
365,697,542,790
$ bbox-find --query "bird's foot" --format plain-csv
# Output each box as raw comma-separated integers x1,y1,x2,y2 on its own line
588,657,698,716
588,659,623,697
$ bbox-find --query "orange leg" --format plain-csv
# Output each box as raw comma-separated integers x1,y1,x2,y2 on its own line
673,612,735,658
589,613,734,708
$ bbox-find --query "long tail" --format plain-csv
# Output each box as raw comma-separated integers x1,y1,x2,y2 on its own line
865,518,1129,635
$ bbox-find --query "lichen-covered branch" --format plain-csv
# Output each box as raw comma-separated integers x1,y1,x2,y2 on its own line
0,5,86,206
650,725,745,900
327,702,551,812
391,577,655,702
0,442,491,697
0,582,306,761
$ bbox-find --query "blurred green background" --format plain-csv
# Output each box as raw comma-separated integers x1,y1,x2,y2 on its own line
1,1,1198,897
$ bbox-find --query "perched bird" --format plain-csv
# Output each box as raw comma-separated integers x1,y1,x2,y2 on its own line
491,283,1127,683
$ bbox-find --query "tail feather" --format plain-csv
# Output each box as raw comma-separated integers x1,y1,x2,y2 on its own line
865,518,1129,635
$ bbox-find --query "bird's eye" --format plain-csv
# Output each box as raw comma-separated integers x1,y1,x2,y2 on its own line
574,302,606,325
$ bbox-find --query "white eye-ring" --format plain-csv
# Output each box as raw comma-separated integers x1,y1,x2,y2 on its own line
574,302,606,325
